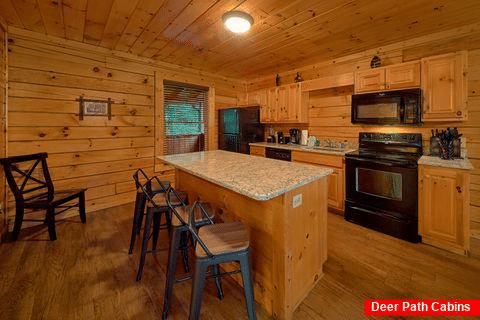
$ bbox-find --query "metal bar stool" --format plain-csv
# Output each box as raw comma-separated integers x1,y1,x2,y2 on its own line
164,189,255,320
128,168,170,255
162,188,225,319
129,171,189,281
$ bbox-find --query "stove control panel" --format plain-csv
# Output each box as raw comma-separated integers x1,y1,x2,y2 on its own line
359,132,422,144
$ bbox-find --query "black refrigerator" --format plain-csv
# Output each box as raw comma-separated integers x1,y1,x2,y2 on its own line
218,107,264,154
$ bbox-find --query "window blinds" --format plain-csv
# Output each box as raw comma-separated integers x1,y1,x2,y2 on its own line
163,81,209,155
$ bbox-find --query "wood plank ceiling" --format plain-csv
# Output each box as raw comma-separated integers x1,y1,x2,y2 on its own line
1,0,480,80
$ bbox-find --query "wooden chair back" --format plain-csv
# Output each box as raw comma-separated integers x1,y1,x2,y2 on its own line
0,153,54,204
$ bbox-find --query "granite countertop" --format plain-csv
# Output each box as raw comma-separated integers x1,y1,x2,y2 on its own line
158,150,333,201
418,156,474,170
250,142,356,156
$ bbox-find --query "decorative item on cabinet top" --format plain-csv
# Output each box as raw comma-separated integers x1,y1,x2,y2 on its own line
370,55,382,68
294,72,303,83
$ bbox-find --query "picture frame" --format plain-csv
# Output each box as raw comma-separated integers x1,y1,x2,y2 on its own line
78,97,112,120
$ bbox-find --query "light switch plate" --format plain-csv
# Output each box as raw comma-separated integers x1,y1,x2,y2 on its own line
292,194,302,208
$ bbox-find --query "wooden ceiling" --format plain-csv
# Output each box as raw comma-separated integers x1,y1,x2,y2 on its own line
1,0,480,80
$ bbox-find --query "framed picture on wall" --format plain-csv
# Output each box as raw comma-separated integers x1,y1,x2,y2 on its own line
78,97,112,120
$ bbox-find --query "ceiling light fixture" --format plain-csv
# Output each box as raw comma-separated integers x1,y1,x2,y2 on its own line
222,11,254,33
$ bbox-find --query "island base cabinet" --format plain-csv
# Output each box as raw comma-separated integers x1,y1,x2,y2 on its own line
175,169,328,320
418,165,470,255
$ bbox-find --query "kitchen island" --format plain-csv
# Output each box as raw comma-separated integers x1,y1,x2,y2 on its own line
158,150,332,320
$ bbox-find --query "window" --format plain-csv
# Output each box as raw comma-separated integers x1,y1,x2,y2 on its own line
163,81,209,155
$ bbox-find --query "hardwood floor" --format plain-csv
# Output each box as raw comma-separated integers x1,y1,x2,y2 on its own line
1,203,479,320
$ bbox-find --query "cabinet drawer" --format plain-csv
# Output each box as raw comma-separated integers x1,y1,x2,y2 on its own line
250,146,265,157
291,151,343,168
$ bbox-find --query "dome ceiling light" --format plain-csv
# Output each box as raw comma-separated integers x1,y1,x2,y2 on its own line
222,11,254,33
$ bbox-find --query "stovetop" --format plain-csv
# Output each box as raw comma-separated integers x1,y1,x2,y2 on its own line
345,149,421,161
345,132,423,167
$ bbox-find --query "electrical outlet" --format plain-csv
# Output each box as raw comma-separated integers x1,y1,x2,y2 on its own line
292,194,302,208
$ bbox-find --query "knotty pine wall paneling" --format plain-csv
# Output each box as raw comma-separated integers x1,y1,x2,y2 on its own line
247,25,480,257
5,29,243,230
0,21,7,241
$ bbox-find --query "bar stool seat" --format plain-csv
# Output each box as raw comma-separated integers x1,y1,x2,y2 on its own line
195,221,249,257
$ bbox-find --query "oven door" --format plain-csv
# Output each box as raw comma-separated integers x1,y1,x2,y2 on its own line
345,156,418,217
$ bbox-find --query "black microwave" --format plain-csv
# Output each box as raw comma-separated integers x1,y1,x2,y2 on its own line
351,88,422,125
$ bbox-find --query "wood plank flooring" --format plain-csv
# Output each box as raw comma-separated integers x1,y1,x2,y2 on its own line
1,203,479,319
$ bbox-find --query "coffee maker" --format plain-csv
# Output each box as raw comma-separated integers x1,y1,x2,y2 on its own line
277,131,284,144
290,129,300,144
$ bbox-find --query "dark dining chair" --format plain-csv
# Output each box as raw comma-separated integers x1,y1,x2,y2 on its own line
0,152,87,241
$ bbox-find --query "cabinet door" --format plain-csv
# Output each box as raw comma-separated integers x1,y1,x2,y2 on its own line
250,145,265,157
327,168,344,211
419,166,469,254
354,68,385,93
422,51,468,121
276,86,289,121
385,61,420,90
261,88,277,123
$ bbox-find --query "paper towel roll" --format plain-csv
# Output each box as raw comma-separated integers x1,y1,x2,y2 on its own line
301,130,308,145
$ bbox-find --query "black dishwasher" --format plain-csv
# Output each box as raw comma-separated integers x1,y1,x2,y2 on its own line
265,147,291,161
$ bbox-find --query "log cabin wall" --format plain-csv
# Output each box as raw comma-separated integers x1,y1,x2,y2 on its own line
247,24,480,257
5,28,243,229
0,21,6,240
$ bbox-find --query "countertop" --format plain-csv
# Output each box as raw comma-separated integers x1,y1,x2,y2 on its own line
418,156,474,170
158,150,333,201
250,142,356,156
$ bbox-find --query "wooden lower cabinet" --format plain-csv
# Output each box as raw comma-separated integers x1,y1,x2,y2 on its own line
248,147,345,212
249,145,265,157
418,165,470,255
291,151,344,212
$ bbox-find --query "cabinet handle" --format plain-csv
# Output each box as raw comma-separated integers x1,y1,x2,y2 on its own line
456,186,462,193
456,111,462,116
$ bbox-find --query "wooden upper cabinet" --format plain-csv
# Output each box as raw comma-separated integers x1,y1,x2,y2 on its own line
259,87,278,122
260,83,308,123
421,51,468,121
418,165,470,255
354,61,420,93
354,68,385,93
386,62,421,90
